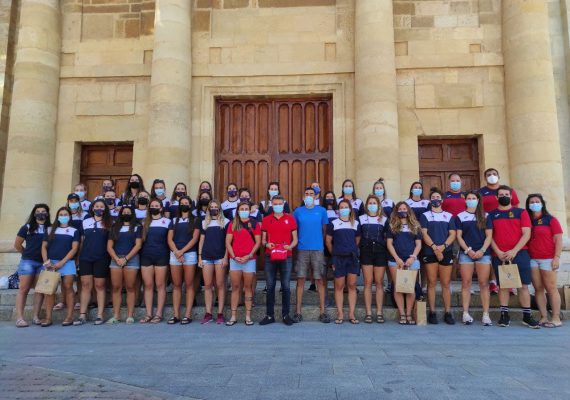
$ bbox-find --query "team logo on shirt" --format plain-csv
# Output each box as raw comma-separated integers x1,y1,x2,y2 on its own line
509,211,514,218
538,219,543,225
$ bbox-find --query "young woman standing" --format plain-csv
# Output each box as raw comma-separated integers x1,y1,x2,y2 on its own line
68,193,87,231
372,178,395,217
222,183,240,220
405,181,430,222
135,191,151,221
151,179,171,217
169,182,189,218
121,174,145,208
337,179,364,216
259,181,291,216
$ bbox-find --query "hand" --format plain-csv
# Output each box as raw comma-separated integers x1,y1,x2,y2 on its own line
221,258,228,268
435,251,444,262
473,250,484,260
266,243,275,250
495,250,507,261
396,258,405,269
504,249,517,261
283,245,290,251
53,261,63,270
552,257,560,271
251,205,259,213
198,256,203,268
177,255,185,263
467,250,477,259
437,245,446,253
43,260,53,269
405,257,414,267
175,250,184,259
331,264,336,271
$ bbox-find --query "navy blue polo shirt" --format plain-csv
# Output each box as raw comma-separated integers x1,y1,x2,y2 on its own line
381,198,395,217
420,210,456,255
17,224,46,262
386,224,422,261
70,212,88,231
336,197,364,216
326,218,361,256
405,199,430,221
44,226,80,260
168,217,200,252
142,217,171,257
358,215,387,247
455,211,490,255
326,209,338,223
222,199,239,220
79,218,110,262
200,218,230,260
113,225,142,255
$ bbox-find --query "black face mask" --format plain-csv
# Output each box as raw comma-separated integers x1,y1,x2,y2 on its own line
35,213,47,221
227,190,238,197
498,196,511,206
210,209,220,217
398,211,408,219
325,199,335,206
130,181,140,189
175,191,186,198
179,205,191,213
102,185,112,192
239,198,250,204
105,198,115,206
430,199,442,208
199,198,210,207
120,214,133,222
149,208,161,216
200,188,211,194
138,198,149,205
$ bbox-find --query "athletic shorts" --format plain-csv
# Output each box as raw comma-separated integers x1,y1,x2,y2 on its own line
422,252,454,266
78,259,109,278
388,260,420,270
296,250,326,279
492,250,531,286
332,256,360,278
359,246,388,267
140,254,169,267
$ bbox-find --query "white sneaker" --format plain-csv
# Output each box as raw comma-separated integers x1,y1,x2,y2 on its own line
462,312,474,325
482,313,493,326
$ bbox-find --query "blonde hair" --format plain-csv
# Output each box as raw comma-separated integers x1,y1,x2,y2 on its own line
389,201,421,235
204,199,225,227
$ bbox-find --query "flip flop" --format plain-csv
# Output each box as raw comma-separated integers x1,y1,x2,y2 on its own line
139,315,153,324
539,321,556,328
349,318,360,325
40,320,52,327
225,319,237,326
62,319,73,327
53,302,64,311
32,317,41,326
334,318,344,324
399,316,407,325
245,319,254,326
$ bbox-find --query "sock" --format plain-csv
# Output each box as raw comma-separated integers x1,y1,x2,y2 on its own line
490,280,497,285
522,308,531,317
500,305,509,313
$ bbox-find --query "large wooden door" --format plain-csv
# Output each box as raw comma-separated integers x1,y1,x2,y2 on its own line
215,97,333,206
418,139,480,192
80,144,133,199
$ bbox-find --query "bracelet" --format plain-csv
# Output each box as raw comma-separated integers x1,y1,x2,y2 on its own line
444,243,449,249
464,247,472,255
431,243,436,248
42,260,50,266
409,255,417,260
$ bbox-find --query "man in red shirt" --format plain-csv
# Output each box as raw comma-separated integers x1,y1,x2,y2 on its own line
259,195,298,326
442,173,466,217
487,186,539,328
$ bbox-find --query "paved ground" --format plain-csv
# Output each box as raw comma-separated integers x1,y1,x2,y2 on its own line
0,321,569,400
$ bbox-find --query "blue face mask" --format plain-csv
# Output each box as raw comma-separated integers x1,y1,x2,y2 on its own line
69,202,80,210
58,215,70,225
313,186,321,195
450,182,461,191
374,189,384,197
466,199,478,209
367,204,379,214
268,190,279,198
238,210,250,219
155,188,165,197
343,187,354,195
339,208,351,218
529,203,543,213
411,188,422,197
75,191,85,199
304,196,314,206
272,204,284,214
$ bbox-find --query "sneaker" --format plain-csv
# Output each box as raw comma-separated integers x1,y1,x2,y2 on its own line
482,313,493,326
498,311,510,327
489,282,499,295
308,283,316,292
444,312,456,325
282,315,294,326
509,288,517,296
319,313,331,323
262,286,267,293
292,313,303,323
259,315,275,326
384,284,392,294
428,312,438,325
462,312,474,325
200,313,213,325
522,314,540,329
216,313,224,325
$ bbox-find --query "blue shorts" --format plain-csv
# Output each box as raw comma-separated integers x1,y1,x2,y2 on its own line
492,250,531,286
459,253,492,265
109,255,140,269
388,260,420,270
17,259,43,276
530,259,555,271
229,259,256,273
170,251,197,266
43,259,76,277
332,256,360,278
200,259,224,267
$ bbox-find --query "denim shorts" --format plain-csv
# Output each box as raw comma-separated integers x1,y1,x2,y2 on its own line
43,259,76,277
200,259,224,267
229,258,256,273
17,259,43,276
530,259,554,271
109,255,140,269
169,251,198,266
459,253,492,265
388,260,420,270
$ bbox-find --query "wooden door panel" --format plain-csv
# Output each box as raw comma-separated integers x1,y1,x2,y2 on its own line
80,145,133,201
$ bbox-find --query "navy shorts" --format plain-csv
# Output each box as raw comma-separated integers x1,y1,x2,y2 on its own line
359,246,387,267
422,251,454,266
332,256,360,278
78,259,109,278
140,254,169,267
492,250,531,286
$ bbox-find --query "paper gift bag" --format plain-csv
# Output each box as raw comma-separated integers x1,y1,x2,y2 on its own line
34,269,61,295
415,300,427,326
395,269,418,294
564,285,570,311
498,262,522,289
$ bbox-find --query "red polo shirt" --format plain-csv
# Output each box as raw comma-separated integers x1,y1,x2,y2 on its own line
261,213,297,256
486,207,531,253
528,214,563,259
228,220,261,258
479,186,520,213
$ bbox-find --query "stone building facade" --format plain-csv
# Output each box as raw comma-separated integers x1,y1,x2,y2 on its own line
0,0,569,279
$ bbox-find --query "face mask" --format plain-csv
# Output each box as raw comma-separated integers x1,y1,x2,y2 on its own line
200,188,211,194
397,211,408,219
130,182,140,189
343,186,353,195
175,191,185,198
58,215,70,225
138,198,149,205
149,208,161,216
339,208,351,218
238,210,250,219
430,199,442,208
210,209,220,217
155,189,165,197
69,202,80,210
367,204,379,214
93,209,104,217
35,212,47,221
240,197,250,204
272,204,284,214
199,198,210,207
529,203,543,213
228,190,238,197
450,182,461,191
75,191,85,198
411,188,422,197
466,199,478,209
313,187,321,195
498,196,511,206
179,205,190,213
105,198,115,206
102,185,112,192
304,196,314,206
120,214,133,222
325,198,335,206
374,189,384,197
269,190,279,198
486,175,499,185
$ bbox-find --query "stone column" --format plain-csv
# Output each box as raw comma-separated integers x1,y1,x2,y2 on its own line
145,0,192,186
0,0,61,240
354,0,401,199
503,0,568,227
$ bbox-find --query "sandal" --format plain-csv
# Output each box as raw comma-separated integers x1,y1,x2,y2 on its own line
73,314,87,326
32,317,41,326
62,319,73,327
53,302,64,311
167,317,180,325
539,321,556,328
105,317,120,325
94,317,104,325
225,319,237,326
126,317,135,324
245,319,254,326
181,317,192,325
150,316,163,324
40,320,52,327
406,315,416,325
349,318,360,325
376,314,385,324
399,315,407,325
16,319,29,328
139,315,153,324
335,318,344,324
363,315,373,324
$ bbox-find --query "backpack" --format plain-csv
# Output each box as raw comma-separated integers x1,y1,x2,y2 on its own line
8,272,19,289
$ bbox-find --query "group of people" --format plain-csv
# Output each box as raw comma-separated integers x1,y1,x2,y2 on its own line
13,167,564,329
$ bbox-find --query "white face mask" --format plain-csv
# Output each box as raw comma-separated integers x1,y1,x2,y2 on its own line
486,175,499,185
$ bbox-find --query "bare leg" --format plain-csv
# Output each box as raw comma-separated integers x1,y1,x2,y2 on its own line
170,266,183,318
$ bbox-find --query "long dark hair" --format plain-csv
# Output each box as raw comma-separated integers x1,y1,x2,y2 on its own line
465,190,486,230
232,202,252,232
408,181,424,199
90,199,112,230
150,178,166,198
170,182,188,202
122,174,145,206
323,190,337,210
196,180,213,204
143,198,164,240
525,193,551,218
26,203,51,234
174,196,195,234
339,179,357,200
110,206,138,240
48,207,72,243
